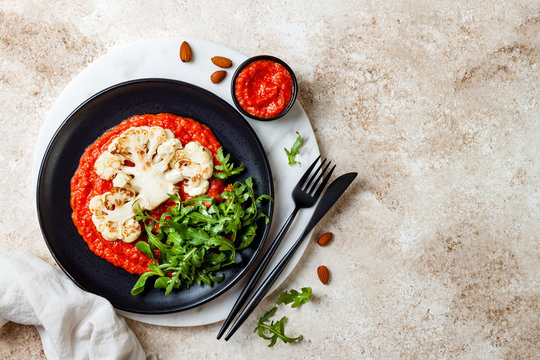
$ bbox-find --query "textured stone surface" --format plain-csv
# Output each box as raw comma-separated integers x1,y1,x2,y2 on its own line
0,1,538,359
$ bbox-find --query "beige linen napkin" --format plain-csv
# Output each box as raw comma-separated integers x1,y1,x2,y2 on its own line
0,251,156,360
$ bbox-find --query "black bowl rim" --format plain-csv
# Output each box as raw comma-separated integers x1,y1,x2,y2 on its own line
230,55,298,121
35,77,274,313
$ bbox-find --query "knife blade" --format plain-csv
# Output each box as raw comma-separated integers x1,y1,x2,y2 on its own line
304,171,358,233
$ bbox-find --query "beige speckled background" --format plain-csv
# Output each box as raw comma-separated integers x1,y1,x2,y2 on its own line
1,1,539,359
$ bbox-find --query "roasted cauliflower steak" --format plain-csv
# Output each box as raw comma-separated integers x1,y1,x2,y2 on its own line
89,126,214,242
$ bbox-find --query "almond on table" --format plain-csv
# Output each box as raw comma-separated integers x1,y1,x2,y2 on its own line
317,265,330,285
317,232,333,246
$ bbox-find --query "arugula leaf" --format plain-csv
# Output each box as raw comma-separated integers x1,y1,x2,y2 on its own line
135,241,155,261
131,176,272,296
254,307,302,347
214,147,245,179
276,287,312,308
129,261,167,295
284,131,303,166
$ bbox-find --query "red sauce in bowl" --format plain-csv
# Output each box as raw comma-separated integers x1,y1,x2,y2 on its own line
234,59,294,119
70,113,224,275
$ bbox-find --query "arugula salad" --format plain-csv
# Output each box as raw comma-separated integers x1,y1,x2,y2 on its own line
130,147,272,296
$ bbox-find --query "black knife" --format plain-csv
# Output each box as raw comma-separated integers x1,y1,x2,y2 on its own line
223,172,358,340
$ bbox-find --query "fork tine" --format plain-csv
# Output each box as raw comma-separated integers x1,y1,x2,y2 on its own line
298,155,321,184
298,156,321,188
312,164,336,197
303,158,326,190
307,160,332,194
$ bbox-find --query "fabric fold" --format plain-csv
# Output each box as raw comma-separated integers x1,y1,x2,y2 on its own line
0,251,156,360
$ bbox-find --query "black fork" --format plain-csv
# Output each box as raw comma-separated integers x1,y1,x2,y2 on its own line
217,156,335,339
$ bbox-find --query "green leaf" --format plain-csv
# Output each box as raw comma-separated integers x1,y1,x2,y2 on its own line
284,131,303,166
276,287,312,308
130,272,153,295
143,223,166,253
236,223,257,250
165,273,180,295
261,306,277,323
148,262,164,277
135,241,154,261
154,276,170,288
214,147,245,179
254,307,302,347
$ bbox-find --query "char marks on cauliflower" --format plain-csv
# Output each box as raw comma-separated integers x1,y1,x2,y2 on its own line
171,141,214,196
88,188,141,243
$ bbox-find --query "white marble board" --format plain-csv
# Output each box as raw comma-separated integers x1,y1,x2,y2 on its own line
31,38,319,327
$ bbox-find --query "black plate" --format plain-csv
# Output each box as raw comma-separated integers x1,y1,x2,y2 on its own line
36,79,274,314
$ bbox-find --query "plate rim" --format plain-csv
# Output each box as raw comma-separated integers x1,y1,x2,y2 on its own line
35,77,275,314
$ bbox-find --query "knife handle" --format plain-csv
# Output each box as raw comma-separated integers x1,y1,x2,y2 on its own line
217,207,299,339
223,225,312,340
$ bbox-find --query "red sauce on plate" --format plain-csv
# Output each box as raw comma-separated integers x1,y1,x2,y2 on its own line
234,59,294,118
70,113,224,275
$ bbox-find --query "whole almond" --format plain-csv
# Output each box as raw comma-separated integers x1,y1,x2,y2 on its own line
317,232,333,247
211,56,233,68
211,70,227,84
180,41,192,62
317,265,330,285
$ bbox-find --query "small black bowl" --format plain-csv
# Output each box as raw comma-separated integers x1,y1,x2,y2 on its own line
231,55,298,121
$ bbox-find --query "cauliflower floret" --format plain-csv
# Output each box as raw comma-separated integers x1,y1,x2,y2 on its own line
170,141,214,196
88,188,141,243
90,126,215,242
94,151,122,180
94,126,184,210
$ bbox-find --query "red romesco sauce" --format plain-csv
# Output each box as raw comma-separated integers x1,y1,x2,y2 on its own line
70,113,225,275
234,59,293,118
